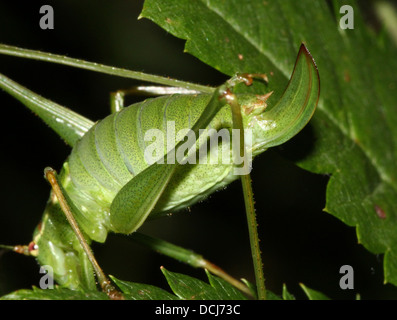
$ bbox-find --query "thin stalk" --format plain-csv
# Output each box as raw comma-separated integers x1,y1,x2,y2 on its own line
0,44,214,94
224,79,267,300
240,174,266,300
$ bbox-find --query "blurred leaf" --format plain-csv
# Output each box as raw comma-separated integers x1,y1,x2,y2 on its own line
142,0,397,286
299,283,331,300
282,284,296,300
0,286,108,300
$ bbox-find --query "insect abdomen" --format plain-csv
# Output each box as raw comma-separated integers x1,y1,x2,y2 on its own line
34,93,239,290
65,94,236,238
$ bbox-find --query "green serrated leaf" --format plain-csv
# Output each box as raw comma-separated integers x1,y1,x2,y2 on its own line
161,267,225,300
161,268,281,300
204,270,247,300
142,0,397,287
109,275,178,300
0,286,108,300
299,283,330,300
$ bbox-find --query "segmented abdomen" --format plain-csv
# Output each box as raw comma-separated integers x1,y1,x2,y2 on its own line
63,93,235,242
34,93,238,290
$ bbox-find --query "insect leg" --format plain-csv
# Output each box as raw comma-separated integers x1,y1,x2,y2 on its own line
219,74,267,299
0,44,214,93
227,73,269,86
44,167,124,300
110,86,203,113
110,91,125,113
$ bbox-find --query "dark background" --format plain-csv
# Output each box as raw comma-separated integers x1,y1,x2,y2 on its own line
0,0,396,299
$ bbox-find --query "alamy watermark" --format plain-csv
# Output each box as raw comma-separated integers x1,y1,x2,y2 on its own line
339,265,354,290
39,265,54,289
39,5,54,30
143,121,253,175
339,5,354,30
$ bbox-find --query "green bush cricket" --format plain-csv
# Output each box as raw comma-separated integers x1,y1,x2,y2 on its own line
0,40,319,299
